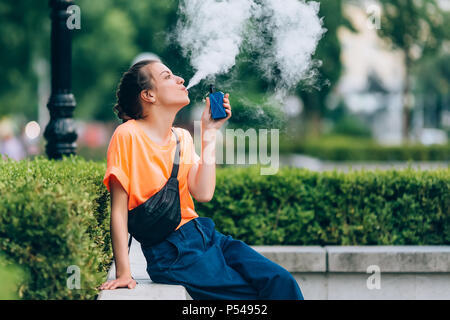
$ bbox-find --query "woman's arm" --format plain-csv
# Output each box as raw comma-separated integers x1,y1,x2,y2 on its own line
188,129,218,202
188,93,232,202
98,175,136,290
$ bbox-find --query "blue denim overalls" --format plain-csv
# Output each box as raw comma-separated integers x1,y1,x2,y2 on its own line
141,216,304,300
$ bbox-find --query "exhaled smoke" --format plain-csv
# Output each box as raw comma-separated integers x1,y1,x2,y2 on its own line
175,0,254,90
250,0,326,100
175,0,326,97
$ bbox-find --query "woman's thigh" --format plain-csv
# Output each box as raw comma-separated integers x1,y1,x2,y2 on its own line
142,217,259,299
213,230,304,300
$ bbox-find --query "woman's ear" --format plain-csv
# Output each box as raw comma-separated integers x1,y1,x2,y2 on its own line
141,90,156,104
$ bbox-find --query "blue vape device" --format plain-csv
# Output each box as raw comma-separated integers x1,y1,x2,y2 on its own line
209,85,227,120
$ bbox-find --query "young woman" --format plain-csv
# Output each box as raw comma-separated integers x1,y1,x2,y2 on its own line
99,59,304,300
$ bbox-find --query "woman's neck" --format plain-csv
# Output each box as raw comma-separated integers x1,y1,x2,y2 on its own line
136,105,178,145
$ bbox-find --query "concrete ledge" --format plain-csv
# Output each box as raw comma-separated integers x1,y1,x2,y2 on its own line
98,238,192,300
294,272,450,300
255,246,326,272
97,280,190,300
327,246,450,272
98,241,450,300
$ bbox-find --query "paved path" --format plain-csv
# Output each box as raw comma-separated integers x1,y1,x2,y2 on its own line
279,154,449,172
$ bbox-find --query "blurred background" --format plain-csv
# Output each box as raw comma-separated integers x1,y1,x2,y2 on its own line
0,0,449,168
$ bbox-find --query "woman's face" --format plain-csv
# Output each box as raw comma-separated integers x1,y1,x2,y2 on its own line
148,62,190,108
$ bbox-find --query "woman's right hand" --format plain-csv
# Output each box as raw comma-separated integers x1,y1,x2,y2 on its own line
201,93,232,131
98,275,137,290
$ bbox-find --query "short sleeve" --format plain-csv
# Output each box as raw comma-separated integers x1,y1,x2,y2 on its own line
103,128,131,194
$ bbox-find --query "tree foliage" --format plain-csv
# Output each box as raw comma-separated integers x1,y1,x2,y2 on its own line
295,0,356,138
376,0,450,141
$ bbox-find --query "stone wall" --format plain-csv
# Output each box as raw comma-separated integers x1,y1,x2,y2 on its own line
98,242,450,300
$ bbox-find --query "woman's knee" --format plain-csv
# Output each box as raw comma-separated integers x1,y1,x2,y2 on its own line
271,267,298,287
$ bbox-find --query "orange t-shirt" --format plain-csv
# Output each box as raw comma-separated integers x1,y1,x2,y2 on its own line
103,119,201,230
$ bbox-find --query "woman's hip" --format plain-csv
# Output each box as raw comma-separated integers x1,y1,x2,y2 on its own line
142,216,217,272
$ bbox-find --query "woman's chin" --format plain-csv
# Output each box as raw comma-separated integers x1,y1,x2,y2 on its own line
182,97,190,107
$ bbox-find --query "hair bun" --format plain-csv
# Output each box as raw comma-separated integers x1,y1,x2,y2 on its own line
113,103,133,122
113,59,158,123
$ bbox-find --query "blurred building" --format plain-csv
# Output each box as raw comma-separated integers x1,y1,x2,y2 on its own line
336,0,448,145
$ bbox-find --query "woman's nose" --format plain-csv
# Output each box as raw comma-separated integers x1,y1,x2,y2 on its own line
177,76,185,85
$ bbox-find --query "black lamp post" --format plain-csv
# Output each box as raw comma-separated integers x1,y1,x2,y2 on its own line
44,0,77,159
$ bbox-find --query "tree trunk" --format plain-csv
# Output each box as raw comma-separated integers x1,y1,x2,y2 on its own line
310,109,322,138
402,57,412,144
301,93,322,139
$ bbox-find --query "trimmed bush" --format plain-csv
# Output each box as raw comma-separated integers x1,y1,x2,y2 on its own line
0,254,28,299
196,165,450,245
279,135,450,161
0,155,111,300
0,155,448,299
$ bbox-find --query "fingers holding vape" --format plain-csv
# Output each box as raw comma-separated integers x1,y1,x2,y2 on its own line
202,92,232,131
223,93,232,118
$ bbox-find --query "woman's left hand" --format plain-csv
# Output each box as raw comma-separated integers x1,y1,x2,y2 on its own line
201,93,232,132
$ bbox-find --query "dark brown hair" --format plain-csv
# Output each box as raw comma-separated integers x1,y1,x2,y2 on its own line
113,59,159,123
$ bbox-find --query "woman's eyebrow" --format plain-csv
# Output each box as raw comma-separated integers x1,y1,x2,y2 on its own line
160,70,171,76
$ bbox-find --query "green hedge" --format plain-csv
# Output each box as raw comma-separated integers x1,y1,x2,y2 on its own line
0,155,111,300
279,135,450,161
196,165,450,245
0,254,28,299
0,155,448,299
